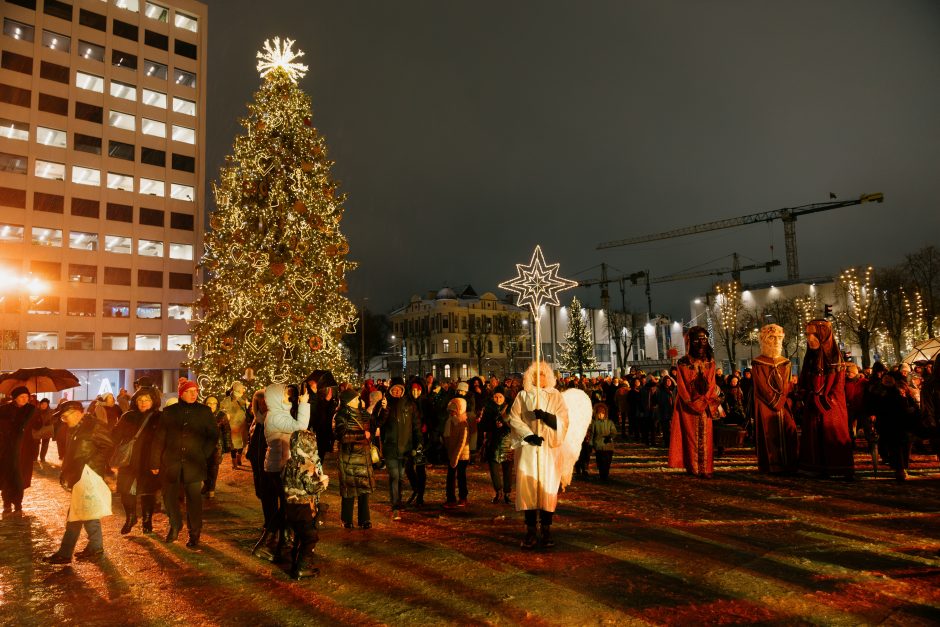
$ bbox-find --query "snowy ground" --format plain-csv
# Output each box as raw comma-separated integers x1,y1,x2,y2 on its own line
2,440,939,626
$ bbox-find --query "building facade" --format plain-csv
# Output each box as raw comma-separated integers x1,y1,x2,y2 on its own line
0,0,207,400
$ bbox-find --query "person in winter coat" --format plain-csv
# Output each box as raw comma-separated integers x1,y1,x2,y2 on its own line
111,387,162,535
281,430,329,579
375,377,421,519
43,401,114,564
873,372,919,481
508,361,570,549
203,396,233,498
35,398,55,468
220,381,249,469
245,389,268,500
424,381,450,465
655,376,678,447
404,381,428,507
0,386,40,513
589,403,617,481
255,383,311,562
443,397,470,508
479,387,513,503
149,380,219,548
334,389,374,529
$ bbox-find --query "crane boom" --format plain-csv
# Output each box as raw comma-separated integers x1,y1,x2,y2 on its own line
596,192,883,280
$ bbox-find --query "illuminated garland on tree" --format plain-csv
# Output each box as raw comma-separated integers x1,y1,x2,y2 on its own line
186,38,358,393
558,295,599,376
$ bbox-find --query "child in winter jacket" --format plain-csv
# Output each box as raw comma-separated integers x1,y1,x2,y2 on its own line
443,397,470,508
281,429,329,579
590,403,617,481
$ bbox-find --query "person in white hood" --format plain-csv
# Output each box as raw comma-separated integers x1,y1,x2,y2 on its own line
256,383,309,562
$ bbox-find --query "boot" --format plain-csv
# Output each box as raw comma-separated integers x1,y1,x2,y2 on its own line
235,451,243,468
520,525,538,549
141,496,155,534
251,529,273,558
290,551,319,580
540,525,555,548
186,532,200,549
231,455,238,470
120,513,138,535
269,529,288,563
492,491,502,504
503,491,511,504
165,526,180,543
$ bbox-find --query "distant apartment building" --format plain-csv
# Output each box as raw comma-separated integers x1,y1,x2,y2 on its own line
0,0,207,400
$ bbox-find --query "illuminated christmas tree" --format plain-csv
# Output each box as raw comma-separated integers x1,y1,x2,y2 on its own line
187,38,358,391
558,296,599,377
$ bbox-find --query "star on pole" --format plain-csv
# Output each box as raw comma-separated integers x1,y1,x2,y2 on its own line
498,245,578,317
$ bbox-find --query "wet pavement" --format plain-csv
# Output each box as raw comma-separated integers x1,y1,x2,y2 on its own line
2,440,940,626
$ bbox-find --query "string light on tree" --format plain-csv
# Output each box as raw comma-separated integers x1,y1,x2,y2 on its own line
256,36,308,82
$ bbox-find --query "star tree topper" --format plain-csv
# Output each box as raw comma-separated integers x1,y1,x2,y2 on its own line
499,245,578,317
256,36,308,82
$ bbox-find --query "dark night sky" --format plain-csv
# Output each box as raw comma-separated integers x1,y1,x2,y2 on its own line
201,0,940,320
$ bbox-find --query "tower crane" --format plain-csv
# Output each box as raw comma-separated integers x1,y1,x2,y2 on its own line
597,193,884,280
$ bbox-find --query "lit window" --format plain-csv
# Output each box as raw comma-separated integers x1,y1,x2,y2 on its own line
0,223,25,243
175,12,198,32
78,41,105,62
139,178,165,197
167,334,192,351
28,296,60,315
26,332,58,350
172,97,196,116
0,152,27,174
171,125,195,144
142,88,167,108
173,68,196,88
138,239,163,257
103,300,130,318
107,172,134,192
170,183,194,201
136,302,161,318
69,231,98,251
169,243,193,260
144,59,167,80
109,110,135,132
141,118,166,138
3,19,35,42
443,364,451,379
168,303,192,320
135,334,161,350
36,126,67,147
116,0,140,12
110,80,137,101
42,30,71,53
36,160,66,180
443,339,450,353
102,333,129,349
71,166,100,186
145,2,169,22
0,118,29,141
65,332,95,351
31,227,63,247
76,71,105,93
104,235,132,254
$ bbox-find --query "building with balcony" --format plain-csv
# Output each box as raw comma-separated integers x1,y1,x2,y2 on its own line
0,0,207,400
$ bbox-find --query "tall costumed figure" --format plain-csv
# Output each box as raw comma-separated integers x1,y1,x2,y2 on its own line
668,326,721,477
798,319,854,478
499,246,591,549
751,324,799,474
187,38,358,393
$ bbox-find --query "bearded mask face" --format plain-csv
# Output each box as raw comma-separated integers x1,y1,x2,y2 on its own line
759,324,784,359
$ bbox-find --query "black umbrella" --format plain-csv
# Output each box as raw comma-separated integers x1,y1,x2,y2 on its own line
304,369,338,389
0,367,80,396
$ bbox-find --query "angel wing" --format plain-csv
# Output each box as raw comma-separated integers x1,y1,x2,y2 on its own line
559,388,593,489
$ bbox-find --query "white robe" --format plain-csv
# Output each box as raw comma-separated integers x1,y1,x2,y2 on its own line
508,387,569,512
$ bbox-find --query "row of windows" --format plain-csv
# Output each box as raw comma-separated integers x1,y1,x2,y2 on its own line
0,120,195,171
437,338,524,355
0,295,191,319
5,0,199,34
0,187,195,229
1,224,193,259
1,261,193,288
1,330,193,352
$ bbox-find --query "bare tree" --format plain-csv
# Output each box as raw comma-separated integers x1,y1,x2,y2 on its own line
466,312,492,378
494,313,528,374
711,281,750,367
605,309,642,376
876,266,909,362
835,266,882,368
905,244,940,338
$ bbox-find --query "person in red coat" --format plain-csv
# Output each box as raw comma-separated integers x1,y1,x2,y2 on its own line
668,326,721,478
798,319,854,479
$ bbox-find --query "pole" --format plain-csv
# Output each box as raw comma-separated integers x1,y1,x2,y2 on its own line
359,300,366,380
534,309,542,511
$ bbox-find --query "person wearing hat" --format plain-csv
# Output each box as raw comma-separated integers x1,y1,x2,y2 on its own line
112,387,163,534
43,400,113,563
221,380,249,469
374,377,421,519
149,380,218,548
0,386,41,514
334,389,374,529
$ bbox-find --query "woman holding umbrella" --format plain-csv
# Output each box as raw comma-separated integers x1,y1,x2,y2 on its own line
0,386,41,513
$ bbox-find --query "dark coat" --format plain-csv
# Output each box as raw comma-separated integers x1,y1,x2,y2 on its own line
150,400,219,484
0,400,39,493
60,415,114,489
334,405,374,497
479,399,512,463
376,396,420,460
113,408,162,496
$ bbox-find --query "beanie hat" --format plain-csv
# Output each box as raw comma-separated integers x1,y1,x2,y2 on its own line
178,379,198,396
10,386,30,399
340,389,360,406
456,381,469,393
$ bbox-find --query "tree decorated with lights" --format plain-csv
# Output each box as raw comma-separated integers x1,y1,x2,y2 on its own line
558,296,598,377
187,38,358,391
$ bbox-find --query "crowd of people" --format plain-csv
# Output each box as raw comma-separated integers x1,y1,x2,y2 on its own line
1,335,939,579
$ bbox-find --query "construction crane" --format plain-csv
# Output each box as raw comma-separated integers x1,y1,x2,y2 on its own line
597,193,884,280
578,254,779,317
